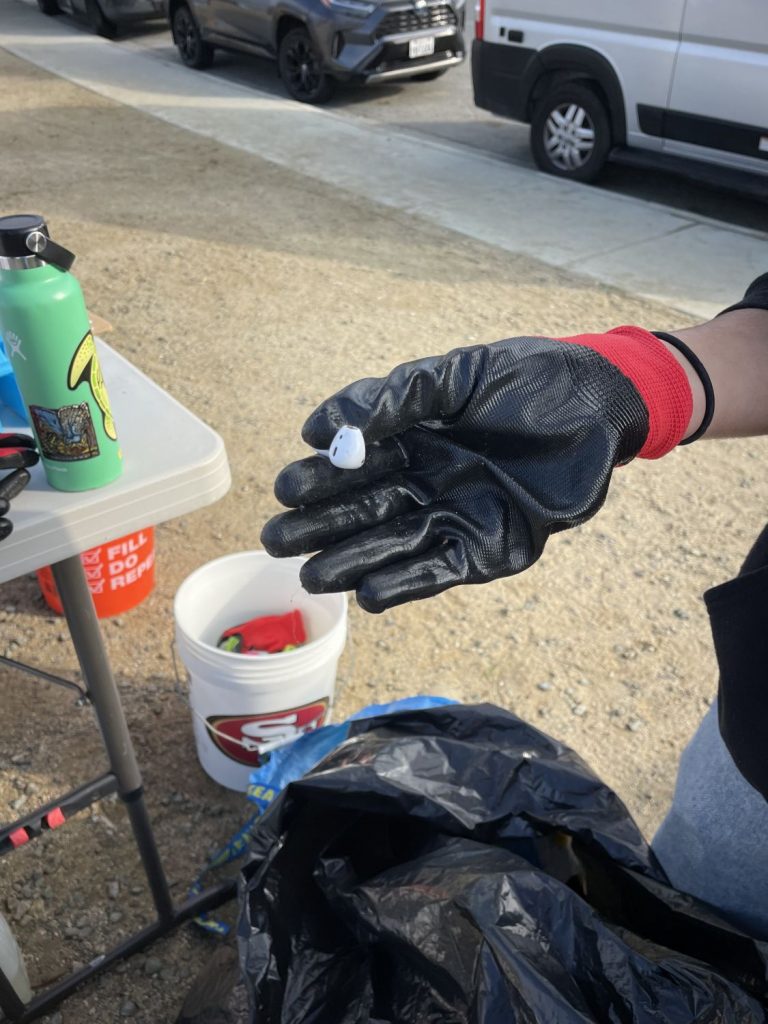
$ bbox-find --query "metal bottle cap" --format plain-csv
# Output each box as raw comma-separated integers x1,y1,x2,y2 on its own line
0,214,49,257
0,214,76,271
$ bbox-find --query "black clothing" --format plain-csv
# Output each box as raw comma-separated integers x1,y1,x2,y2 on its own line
707,527,768,801
719,272,768,317
709,274,768,799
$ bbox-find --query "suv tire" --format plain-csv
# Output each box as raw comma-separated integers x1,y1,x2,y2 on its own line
530,82,611,183
278,27,335,104
85,0,118,36
173,4,214,70
37,0,61,14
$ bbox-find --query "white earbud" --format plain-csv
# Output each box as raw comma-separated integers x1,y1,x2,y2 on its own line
315,425,366,470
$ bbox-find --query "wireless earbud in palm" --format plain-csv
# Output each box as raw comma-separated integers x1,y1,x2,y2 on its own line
315,426,366,470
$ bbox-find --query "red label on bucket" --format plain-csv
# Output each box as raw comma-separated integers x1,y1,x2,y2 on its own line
207,699,330,767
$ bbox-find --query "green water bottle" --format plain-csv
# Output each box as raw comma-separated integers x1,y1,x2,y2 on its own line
0,214,122,492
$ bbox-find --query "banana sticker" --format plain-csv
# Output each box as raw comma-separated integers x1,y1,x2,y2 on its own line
68,331,117,441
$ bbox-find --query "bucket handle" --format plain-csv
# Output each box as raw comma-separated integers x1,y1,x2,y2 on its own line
170,642,305,757
173,643,290,757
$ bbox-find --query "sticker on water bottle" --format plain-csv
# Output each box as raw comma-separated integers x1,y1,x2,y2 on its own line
29,402,100,461
68,331,118,442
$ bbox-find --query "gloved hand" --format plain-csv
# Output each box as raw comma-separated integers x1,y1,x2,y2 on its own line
261,328,692,612
0,434,38,541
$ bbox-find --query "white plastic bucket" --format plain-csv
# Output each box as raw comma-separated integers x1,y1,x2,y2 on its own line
174,551,347,791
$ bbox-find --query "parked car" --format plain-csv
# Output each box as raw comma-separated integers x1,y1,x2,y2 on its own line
167,0,466,104
37,0,164,36
472,0,768,183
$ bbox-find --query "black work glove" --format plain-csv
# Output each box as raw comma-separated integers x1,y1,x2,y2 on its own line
261,336,652,612
0,434,38,541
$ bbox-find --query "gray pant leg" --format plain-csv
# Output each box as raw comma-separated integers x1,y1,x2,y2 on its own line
652,701,768,939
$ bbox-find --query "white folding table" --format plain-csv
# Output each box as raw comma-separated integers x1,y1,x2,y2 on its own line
0,341,235,1022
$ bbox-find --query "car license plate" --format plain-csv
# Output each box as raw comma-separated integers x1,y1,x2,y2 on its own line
409,36,436,58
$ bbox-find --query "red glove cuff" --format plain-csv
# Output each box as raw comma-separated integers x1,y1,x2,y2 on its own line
558,326,692,459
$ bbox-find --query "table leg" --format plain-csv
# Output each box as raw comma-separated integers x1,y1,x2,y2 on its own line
51,556,174,923
0,970,26,1022
0,556,237,1021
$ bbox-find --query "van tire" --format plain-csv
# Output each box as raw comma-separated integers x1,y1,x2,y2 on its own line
530,82,611,182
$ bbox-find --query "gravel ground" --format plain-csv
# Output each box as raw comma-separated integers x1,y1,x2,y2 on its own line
0,46,766,1023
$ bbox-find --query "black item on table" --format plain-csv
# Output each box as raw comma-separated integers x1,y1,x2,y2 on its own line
0,433,38,541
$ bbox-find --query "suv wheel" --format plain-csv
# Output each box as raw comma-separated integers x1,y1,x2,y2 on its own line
85,0,118,37
173,4,214,70
278,27,335,105
37,0,61,15
530,82,611,183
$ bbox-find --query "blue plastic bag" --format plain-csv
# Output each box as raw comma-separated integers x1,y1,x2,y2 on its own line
246,696,456,813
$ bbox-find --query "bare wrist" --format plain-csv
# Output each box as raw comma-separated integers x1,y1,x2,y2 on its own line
671,310,768,439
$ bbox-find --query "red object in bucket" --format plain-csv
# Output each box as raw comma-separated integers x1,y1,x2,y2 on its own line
218,609,306,654
37,528,155,619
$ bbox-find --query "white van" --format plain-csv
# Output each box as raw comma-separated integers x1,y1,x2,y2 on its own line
471,0,768,182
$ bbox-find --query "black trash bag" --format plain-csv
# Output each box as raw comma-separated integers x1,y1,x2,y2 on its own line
237,703,768,1023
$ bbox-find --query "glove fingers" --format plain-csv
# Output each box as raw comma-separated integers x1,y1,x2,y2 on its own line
0,518,12,541
356,543,466,613
299,508,448,594
262,477,420,558
299,368,435,449
300,348,479,448
273,439,407,509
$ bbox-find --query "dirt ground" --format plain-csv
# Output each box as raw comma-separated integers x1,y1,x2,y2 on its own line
0,46,766,1023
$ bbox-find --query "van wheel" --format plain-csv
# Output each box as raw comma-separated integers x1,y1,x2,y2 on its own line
37,0,61,15
530,83,611,183
173,4,214,69
278,28,335,104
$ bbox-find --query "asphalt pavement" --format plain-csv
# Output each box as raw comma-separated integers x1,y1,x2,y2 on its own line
124,20,768,234
3,0,768,319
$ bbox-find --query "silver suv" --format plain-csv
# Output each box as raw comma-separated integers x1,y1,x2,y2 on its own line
169,0,466,103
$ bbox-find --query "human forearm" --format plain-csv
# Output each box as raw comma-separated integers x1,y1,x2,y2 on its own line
661,308,768,441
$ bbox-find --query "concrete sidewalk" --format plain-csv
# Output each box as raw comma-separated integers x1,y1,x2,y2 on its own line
2,0,767,319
